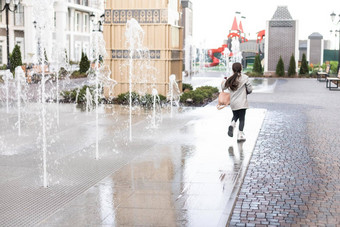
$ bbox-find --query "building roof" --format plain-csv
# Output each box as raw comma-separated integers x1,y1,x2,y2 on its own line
272,6,293,20
239,21,244,33
231,16,238,31
308,32,323,39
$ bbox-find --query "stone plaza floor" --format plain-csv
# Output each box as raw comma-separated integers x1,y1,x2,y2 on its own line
229,78,340,226
1,74,339,226
0,74,265,227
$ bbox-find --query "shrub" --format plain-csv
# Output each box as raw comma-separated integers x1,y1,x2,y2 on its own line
288,54,296,77
329,61,339,74
116,92,139,105
253,54,262,74
10,45,22,73
192,92,204,104
61,85,97,104
79,52,90,73
246,71,262,77
275,56,285,77
116,91,166,107
180,91,194,103
299,53,309,75
179,85,219,105
195,86,218,99
70,70,87,78
159,94,166,102
182,83,193,91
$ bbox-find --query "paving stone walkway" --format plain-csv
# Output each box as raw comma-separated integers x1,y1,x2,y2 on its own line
229,78,340,226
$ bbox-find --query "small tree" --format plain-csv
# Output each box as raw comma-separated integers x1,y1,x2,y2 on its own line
79,52,90,73
10,45,22,73
299,53,309,75
253,54,262,74
275,56,285,77
288,54,296,77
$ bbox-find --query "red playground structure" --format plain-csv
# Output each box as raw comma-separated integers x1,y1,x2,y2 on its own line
205,16,249,67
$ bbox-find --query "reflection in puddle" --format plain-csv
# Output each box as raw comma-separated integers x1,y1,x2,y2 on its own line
250,78,277,93
184,74,277,94
227,142,245,182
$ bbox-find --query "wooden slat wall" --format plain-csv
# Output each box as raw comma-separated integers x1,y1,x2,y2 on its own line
103,0,183,97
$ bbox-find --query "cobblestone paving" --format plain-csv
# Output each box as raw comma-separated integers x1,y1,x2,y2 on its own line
229,79,340,226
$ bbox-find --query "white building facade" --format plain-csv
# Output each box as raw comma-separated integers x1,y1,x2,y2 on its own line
54,0,103,63
0,0,25,66
0,0,102,65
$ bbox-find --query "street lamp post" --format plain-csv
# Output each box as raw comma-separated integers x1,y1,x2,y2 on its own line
330,12,340,74
1,0,20,69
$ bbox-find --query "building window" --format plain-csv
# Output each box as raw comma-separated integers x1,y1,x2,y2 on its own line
75,41,81,62
75,12,81,32
14,4,24,26
83,13,89,32
15,38,24,59
83,42,89,57
67,9,70,31
83,0,88,6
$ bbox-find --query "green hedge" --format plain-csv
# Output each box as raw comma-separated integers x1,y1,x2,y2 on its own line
182,83,193,91
61,85,97,104
116,91,166,107
180,85,218,105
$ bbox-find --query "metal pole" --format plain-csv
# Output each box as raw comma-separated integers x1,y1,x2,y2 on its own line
6,4,10,69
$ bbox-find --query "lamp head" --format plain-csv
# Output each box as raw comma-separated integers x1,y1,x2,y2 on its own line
14,0,20,5
331,12,336,22
6,0,11,4
100,13,105,23
90,12,95,23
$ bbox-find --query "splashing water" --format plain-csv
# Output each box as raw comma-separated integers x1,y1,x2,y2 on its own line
151,88,160,128
168,74,180,118
231,37,243,64
125,18,145,141
85,87,93,112
33,0,54,188
15,66,26,136
4,70,13,113
51,46,71,125
88,17,115,159
184,36,193,77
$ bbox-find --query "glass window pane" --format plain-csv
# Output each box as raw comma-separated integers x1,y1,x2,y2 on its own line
14,5,24,26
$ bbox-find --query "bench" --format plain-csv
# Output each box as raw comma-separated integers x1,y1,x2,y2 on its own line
317,65,330,82
317,72,328,82
326,70,340,91
27,65,55,83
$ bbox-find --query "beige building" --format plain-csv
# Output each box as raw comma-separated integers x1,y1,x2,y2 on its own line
103,0,183,96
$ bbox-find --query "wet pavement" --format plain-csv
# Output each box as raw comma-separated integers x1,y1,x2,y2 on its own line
0,79,265,226
2,75,339,226
229,78,340,226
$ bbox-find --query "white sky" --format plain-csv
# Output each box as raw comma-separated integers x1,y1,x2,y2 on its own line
192,0,340,49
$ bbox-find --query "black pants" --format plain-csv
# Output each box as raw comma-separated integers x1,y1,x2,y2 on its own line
231,109,246,131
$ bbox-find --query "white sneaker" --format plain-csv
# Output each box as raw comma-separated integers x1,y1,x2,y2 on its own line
237,131,246,142
228,121,236,137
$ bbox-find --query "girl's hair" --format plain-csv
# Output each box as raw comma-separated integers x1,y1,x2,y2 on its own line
225,62,242,91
